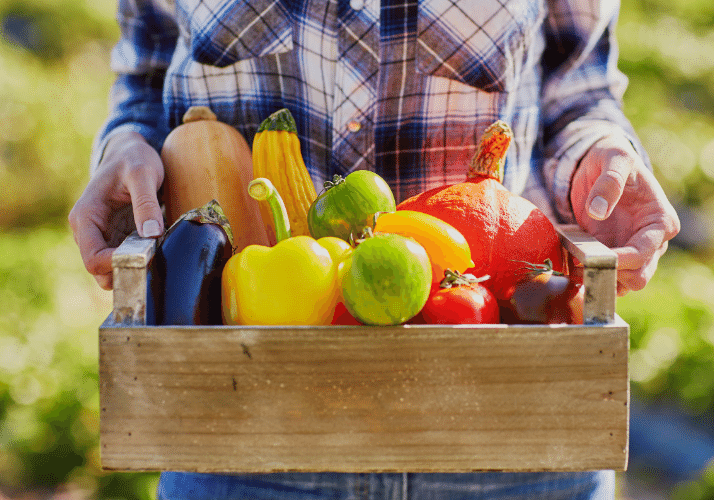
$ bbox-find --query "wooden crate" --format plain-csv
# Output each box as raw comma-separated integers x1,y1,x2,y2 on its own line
99,225,629,473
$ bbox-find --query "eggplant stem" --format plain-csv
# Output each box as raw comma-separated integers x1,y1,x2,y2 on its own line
169,199,234,248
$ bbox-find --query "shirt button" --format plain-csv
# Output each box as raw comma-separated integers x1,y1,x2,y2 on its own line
350,0,364,10
347,120,362,133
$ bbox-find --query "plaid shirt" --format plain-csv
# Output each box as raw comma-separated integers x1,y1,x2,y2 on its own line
95,0,647,222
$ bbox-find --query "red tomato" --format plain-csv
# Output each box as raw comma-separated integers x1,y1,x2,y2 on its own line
500,260,584,324
331,302,363,325
421,281,499,324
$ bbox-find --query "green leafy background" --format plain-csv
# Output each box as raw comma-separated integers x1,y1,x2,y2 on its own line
0,0,712,498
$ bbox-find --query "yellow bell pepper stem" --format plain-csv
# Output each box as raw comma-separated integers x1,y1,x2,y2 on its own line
222,178,342,325
249,177,291,243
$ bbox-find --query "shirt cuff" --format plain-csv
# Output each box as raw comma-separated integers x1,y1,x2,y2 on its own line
543,121,642,224
90,123,163,176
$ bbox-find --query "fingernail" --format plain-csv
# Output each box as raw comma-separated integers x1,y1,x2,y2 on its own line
142,219,162,237
588,196,609,220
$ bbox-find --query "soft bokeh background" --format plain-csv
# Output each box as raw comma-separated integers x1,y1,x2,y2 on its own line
0,0,712,498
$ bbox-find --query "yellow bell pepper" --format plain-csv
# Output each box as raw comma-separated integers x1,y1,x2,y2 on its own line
221,178,341,325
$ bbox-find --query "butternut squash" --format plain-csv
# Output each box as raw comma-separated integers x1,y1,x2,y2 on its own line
252,108,317,243
160,106,269,252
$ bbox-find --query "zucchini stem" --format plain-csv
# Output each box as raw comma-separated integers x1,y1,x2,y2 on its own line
249,178,292,243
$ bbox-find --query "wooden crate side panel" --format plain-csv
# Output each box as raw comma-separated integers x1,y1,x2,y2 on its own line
99,325,629,472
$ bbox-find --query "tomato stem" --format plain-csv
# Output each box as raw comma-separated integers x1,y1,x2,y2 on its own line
248,177,292,243
323,174,345,190
511,258,565,276
439,269,490,289
351,226,375,246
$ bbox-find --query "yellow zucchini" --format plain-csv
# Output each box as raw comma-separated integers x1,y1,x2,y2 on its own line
252,108,317,243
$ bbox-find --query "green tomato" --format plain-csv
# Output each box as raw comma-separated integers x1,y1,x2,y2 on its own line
308,170,396,242
341,233,432,326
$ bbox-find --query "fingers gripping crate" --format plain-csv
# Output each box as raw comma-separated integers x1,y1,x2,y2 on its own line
99,225,629,473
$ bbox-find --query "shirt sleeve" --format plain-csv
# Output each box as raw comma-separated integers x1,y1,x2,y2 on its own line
539,0,650,223
90,0,179,173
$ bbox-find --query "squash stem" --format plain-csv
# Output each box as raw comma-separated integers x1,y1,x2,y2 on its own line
468,120,512,184
257,108,298,134
181,106,217,123
248,178,292,243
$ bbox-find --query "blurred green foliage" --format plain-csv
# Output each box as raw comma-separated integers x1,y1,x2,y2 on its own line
0,0,712,499
617,0,714,422
0,0,119,229
0,0,161,497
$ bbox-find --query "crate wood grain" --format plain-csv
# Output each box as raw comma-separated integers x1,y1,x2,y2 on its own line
99,225,629,473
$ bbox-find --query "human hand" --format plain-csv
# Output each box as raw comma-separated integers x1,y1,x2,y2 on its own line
569,134,680,296
68,131,164,290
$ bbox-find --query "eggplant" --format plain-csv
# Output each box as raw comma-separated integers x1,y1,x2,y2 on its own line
147,200,233,325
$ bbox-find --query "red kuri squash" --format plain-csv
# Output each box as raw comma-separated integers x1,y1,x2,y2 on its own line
396,121,565,301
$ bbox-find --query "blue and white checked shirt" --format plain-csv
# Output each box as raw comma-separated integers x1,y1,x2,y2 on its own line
94,0,648,223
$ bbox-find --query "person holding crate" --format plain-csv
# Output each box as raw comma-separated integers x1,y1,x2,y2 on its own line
69,0,679,498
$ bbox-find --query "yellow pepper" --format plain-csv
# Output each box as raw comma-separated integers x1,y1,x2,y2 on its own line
221,178,341,325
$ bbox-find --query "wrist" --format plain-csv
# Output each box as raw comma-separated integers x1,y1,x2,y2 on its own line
105,130,151,152
92,129,156,176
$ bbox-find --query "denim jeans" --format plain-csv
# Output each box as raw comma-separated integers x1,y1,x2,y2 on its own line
156,471,615,499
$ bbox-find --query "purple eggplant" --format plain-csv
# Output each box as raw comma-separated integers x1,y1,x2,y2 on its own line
147,200,233,325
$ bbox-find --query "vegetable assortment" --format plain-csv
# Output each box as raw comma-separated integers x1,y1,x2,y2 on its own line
153,109,584,327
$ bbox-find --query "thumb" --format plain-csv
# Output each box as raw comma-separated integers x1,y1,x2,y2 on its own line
584,149,633,221
125,167,165,238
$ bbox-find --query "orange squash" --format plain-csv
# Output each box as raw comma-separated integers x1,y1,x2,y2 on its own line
160,106,269,252
396,121,565,302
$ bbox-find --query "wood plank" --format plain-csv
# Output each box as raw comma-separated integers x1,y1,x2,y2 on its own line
555,224,617,269
555,224,618,324
99,322,629,473
111,232,156,325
